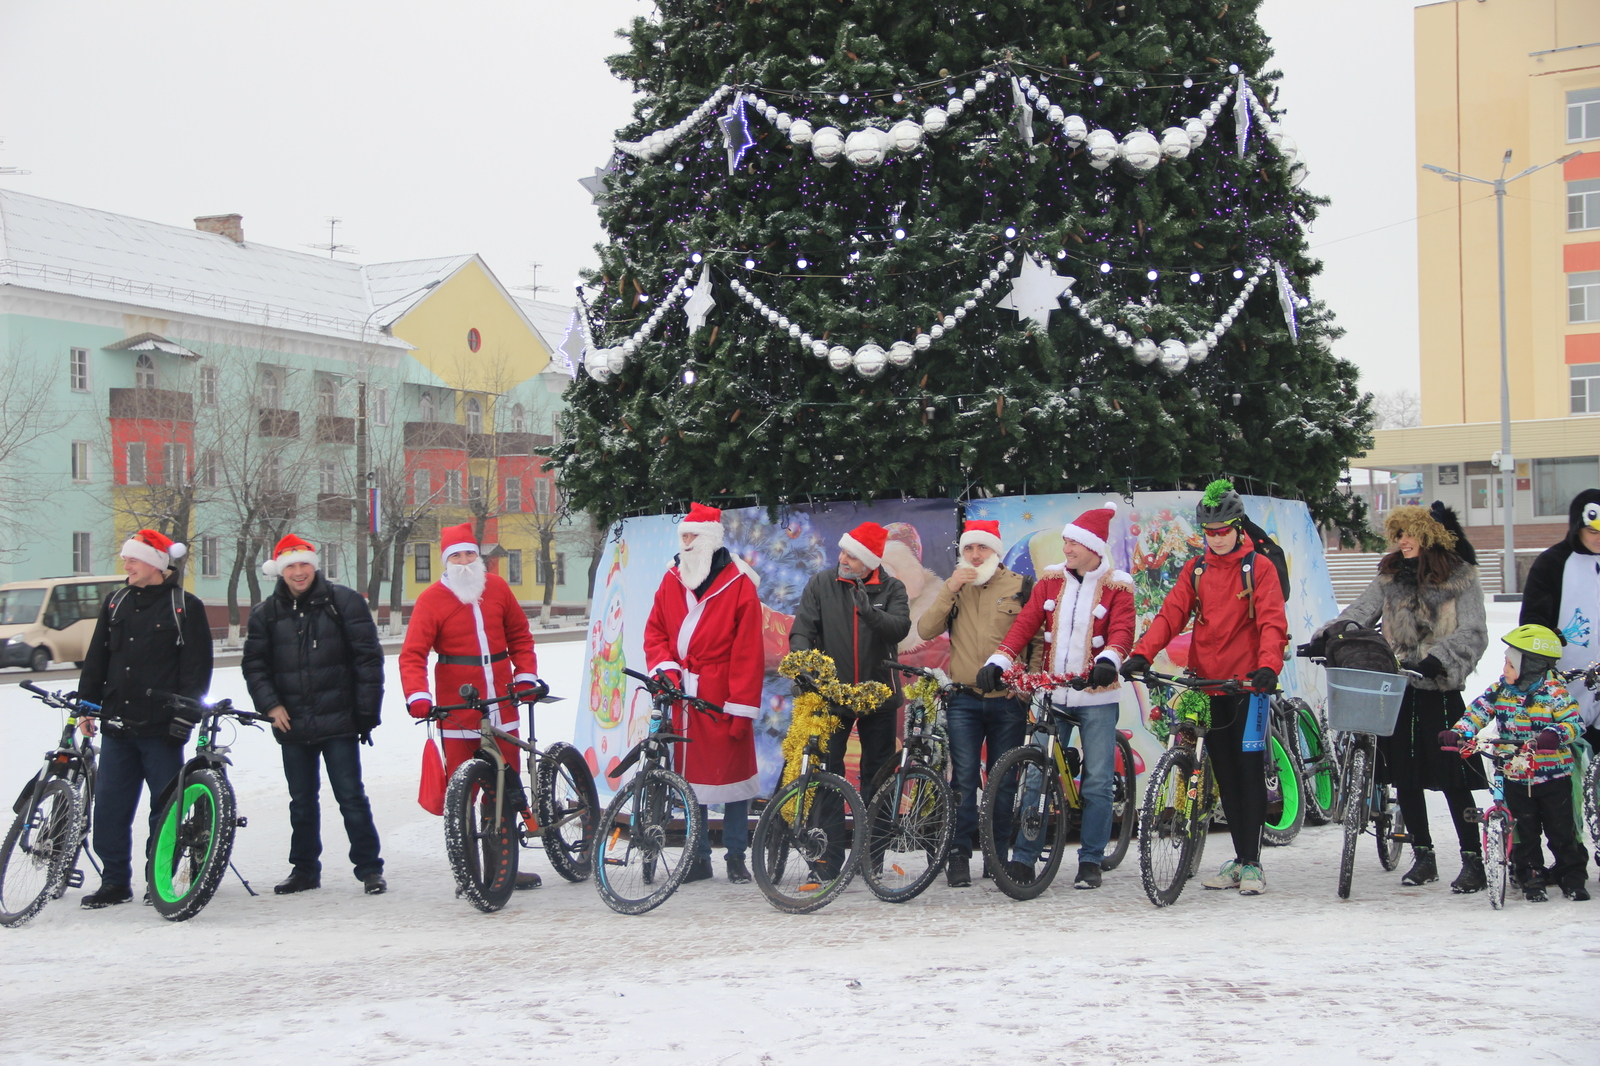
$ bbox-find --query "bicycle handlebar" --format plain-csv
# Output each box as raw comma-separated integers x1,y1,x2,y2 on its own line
622,667,726,715
1140,670,1250,695
21,682,103,715
145,689,269,722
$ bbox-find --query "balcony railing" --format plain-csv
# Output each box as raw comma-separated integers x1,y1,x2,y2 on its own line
316,493,354,522
109,388,193,422
258,409,301,438
404,421,467,451
315,415,355,445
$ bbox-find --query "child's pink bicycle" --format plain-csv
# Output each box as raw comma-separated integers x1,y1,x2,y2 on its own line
1456,724,1529,911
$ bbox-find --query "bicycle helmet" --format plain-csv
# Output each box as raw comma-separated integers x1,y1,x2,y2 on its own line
1502,624,1563,686
1195,479,1245,526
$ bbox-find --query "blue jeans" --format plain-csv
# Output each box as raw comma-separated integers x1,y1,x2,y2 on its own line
281,737,383,880
947,693,1027,859
94,733,185,887
696,801,749,861
1012,702,1119,867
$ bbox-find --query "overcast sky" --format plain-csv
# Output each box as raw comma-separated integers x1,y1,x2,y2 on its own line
0,0,1421,394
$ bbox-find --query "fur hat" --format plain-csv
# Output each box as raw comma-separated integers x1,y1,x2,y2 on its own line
1384,505,1457,552
1063,501,1118,558
959,520,1003,555
1428,501,1475,566
679,503,725,551
840,521,888,570
262,533,318,578
440,522,478,560
121,529,185,571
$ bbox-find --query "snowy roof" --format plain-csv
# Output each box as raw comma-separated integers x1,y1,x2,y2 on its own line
0,189,468,347
515,297,581,374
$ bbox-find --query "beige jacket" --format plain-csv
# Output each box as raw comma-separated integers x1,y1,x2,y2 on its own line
916,565,1038,697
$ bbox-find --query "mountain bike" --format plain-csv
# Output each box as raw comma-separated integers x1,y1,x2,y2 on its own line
979,667,1138,901
591,668,708,915
1135,670,1232,907
750,666,868,914
862,661,956,903
1261,694,1311,846
1290,642,1351,828
1320,665,1411,899
1,683,105,927
145,691,270,922
425,682,598,913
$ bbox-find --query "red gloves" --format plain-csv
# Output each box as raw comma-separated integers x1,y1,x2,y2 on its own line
409,700,434,720
728,716,753,743
1438,729,1464,752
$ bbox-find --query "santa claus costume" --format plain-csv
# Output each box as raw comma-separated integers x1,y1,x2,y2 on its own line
401,523,540,778
643,503,763,882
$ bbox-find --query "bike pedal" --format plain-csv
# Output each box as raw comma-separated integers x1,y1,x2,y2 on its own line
64,869,84,889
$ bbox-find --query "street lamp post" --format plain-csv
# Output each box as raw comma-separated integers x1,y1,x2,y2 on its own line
1422,149,1578,594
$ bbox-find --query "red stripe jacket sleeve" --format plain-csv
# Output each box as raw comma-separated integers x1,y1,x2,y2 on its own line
1133,558,1198,661
1104,585,1136,661
994,578,1053,664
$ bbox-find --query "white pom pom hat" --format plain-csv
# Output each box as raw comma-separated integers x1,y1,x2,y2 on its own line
121,529,185,571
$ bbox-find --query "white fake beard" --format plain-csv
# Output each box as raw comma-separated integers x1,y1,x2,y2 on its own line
444,559,487,604
971,555,1002,586
678,541,716,592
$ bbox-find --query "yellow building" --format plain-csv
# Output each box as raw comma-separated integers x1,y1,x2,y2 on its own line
1353,0,1600,553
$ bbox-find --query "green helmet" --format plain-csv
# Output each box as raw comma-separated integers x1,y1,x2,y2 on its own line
1502,624,1563,658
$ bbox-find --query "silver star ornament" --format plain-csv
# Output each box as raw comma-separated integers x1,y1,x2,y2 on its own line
996,254,1074,329
683,262,716,334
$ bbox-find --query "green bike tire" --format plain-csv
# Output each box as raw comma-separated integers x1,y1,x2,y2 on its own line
148,769,235,922
1262,726,1306,846
1290,701,1338,826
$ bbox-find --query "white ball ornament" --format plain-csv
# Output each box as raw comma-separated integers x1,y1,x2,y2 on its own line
827,345,853,371
790,119,814,145
922,107,949,135
1118,129,1162,174
606,347,629,374
1047,105,1064,124
1114,330,1132,348
1274,133,1299,166
585,354,611,382
843,128,886,167
1100,323,1117,338
1025,85,1039,102
853,343,887,378
799,333,813,346
929,324,945,339
1063,115,1088,145
887,340,915,367
942,315,957,329
811,340,829,358
888,119,924,154
776,113,793,133
952,308,966,320
1160,127,1192,160
1185,117,1207,148
788,324,802,338
811,126,844,166
1002,250,1016,263
962,87,976,103
947,97,964,118
1036,94,1050,111
1085,129,1119,170
1187,339,1209,364
1200,109,1216,128
913,333,932,351
1132,338,1159,365
622,339,637,354
1158,339,1190,374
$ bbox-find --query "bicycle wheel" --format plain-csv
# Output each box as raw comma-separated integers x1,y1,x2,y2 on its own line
0,778,81,927
1582,754,1600,849
979,746,1068,901
593,767,702,915
148,768,236,922
536,743,598,883
444,759,519,913
1375,788,1406,872
1291,701,1338,826
1483,810,1511,910
1137,747,1202,907
863,764,953,903
751,770,865,914
1336,747,1369,900
1262,724,1307,847
1102,732,1137,872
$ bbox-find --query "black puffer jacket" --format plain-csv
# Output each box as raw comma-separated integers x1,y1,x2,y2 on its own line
76,571,214,740
242,574,383,745
789,565,911,716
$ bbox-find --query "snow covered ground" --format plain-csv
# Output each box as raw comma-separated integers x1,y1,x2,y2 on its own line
1,598,1595,1065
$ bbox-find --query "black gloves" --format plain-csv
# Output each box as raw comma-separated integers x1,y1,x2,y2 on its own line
974,663,1006,694
358,731,374,747
1401,655,1447,680
1120,654,1150,680
1248,667,1278,693
1087,658,1119,689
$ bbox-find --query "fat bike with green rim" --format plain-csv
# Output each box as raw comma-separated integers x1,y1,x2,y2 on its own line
145,692,270,922
1262,704,1308,847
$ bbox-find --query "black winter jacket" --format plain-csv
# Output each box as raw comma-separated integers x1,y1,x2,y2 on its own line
76,571,214,740
241,574,384,745
789,566,911,716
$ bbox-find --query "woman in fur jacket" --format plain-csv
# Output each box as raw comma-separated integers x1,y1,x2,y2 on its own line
1314,502,1489,893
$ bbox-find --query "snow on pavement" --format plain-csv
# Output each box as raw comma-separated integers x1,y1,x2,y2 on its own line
0,601,1596,1065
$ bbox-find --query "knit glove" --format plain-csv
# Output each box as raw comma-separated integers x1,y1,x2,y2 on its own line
1401,655,1446,680
974,664,1006,694
1534,728,1562,753
1120,654,1151,681
1087,658,1119,689
1248,667,1278,693
728,716,753,743
408,699,434,720
1438,729,1465,752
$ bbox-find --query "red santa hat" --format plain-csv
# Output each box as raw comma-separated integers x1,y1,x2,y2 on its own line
121,528,185,571
679,502,724,550
262,533,318,578
959,519,1003,555
440,522,479,560
1062,501,1118,558
839,521,888,570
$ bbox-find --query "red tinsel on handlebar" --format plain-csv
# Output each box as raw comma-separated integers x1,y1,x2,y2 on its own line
1000,663,1086,695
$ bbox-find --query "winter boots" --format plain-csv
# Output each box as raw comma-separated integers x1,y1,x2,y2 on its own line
363,874,388,895
1450,851,1487,894
946,855,972,888
274,870,321,895
682,855,713,883
725,855,752,884
514,871,542,890
81,882,133,909
1073,862,1102,890
1400,846,1438,886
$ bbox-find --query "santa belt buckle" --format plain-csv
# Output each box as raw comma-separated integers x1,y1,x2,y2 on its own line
440,651,509,666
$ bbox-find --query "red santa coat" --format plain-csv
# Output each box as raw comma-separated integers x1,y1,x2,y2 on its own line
644,559,762,803
987,559,1136,707
401,573,538,775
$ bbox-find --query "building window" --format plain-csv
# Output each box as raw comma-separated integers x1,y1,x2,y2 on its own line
1569,87,1600,143
535,478,551,514
126,442,146,485
1571,271,1600,324
419,391,436,422
1535,456,1600,516
72,532,92,575
412,469,430,505
446,470,462,504
317,376,338,417
468,474,485,506
71,441,92,482
69,348,89,392
466,397,482,435
200,450,220,489
507,549,522,585
264,454,283,492
324,543,341,581
413,543,431,583
259,366,281,408
199,365,218,406
200,536,220,578
1574,363,1600,415
1570,179,1600,232
510,403,526,434
162,443,187,486
320,457,341,495
536,551,566,587
372,386,389,427
134,352,157,389
467,327,481,353
505,476,522,512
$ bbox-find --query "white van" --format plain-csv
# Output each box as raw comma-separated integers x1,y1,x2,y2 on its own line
0,575,127,672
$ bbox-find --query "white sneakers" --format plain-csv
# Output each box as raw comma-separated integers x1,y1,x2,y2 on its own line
1201,859,1266,895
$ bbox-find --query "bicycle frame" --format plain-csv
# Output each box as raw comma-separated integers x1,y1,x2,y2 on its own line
430,689,554,837
14,685,104,889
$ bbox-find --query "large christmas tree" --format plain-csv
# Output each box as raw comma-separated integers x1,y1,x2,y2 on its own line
555,0,1373,533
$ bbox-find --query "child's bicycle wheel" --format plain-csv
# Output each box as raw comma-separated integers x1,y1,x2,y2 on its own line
862,764,952,903
593,767,702,915
444,758,519,913
752,770,865,914
147,768,236,922
1374,790,1406,872
1482,810,1512,910
535,742,598,883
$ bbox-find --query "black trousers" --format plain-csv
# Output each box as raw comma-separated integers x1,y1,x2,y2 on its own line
1206,694,1266,866
821,708,898,797
1395,785,1479,853
1506,779,1590,888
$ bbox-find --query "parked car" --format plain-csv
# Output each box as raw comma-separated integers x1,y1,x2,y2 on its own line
0,575,126,671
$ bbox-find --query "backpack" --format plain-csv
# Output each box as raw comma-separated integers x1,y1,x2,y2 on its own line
1322,621,1398,674
107,583,188,646
1190,518,1290,622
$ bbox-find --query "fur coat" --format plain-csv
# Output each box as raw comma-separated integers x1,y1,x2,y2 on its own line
1319,554,1487,692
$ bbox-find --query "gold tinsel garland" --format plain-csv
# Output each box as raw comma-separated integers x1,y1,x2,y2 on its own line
775,650,894,800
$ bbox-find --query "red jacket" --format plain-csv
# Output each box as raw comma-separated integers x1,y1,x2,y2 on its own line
989,561,1135,707
1133,533,1287,682
400,574,537,739
644,558,763,802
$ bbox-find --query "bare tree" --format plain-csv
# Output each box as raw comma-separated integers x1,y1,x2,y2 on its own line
1371,389,1422,430
0,338,72,559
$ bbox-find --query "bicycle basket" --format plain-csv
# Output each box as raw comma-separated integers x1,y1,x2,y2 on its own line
1325,667,1408,736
